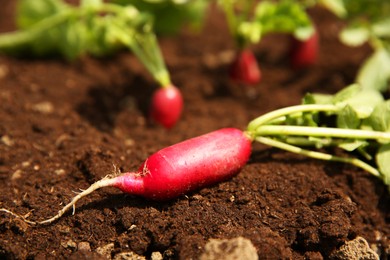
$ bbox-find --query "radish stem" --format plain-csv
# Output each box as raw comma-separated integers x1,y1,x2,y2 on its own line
256,136,380,177
255,125,390,141
247,104,339,131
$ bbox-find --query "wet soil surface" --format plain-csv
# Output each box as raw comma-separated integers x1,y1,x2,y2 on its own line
0,1,389,259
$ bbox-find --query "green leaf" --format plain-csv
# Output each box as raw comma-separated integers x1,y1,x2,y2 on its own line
367,100,390,132
338,140,368,152
332,84,384,118
340,89,384,119
294,26,314,41
303,93,333,105
372,17,390,39
356,48,390,92
324,0,390,22
337,105,360,129
238,22,262,44
376,143,390,188
58,18,91,60
16,0,68,29
112,0,208,35
332,83,361,104
254,0,313,38
80,0,103,8
318,0,347,17
339,25,370,47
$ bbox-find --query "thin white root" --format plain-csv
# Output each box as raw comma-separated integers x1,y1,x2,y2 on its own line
110,164,121,178
0,208,37,225
0,177,118,225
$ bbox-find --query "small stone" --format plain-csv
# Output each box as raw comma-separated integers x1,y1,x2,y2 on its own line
1,135,14,146
78,242,91,252
128,224,137,231
21,161,31,167
125,138,135,147
11,169,23,180
330,236,379,260
151,252,163,260
62,240,77,250
113,251,145,260
32,101,54,114
200,237,258,260
57,225,71,234
96,243,115,259
191,194,203,201
67,240,77,249
55,169,66,176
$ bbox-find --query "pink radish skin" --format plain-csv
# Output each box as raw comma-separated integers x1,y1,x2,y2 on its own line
229,49,261,85
114,128,252,200
290,30,319,69
150,85,183,128
0,128,252,225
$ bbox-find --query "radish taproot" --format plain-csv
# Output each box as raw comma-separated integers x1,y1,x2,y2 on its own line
229,49,261,85
1,128,252,225
150,85,183,128
289,29,319,69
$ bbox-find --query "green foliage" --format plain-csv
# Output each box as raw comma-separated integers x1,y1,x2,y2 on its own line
111,0,208,34
337,105,359,129
16,0,68,28
367,100,390,132
320,0,390,22
219,0,314,48
0,0,171,86
376,143,390,187
248,83,390,191
356,49,390,92
320,0,390,92
253,0,314,39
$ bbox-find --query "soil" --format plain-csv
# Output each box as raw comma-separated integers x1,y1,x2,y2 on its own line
0,1,389,259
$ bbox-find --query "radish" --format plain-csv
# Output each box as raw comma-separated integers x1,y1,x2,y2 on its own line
1,128,251,225
115,128,251,200
150,85,183,128
229,49,261,85
289,29,319,69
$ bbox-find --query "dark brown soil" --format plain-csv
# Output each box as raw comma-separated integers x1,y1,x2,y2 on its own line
0,2,389,259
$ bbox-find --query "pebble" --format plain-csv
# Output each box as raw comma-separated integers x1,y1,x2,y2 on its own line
32,101,54,114
96,243,114,259
200,237,258,260
78,242,91,252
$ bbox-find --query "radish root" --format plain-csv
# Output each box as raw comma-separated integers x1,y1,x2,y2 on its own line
1,177,118,225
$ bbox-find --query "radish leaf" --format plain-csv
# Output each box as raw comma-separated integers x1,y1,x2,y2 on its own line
376,143,390,189
337,105,360,129
367,100,390,132
356,49,390,92
17,0,67,28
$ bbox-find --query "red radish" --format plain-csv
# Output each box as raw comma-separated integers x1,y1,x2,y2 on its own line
229,49,261,85
1,128,252,225
115,128,251,200
290,29,319,69
150,84,183,128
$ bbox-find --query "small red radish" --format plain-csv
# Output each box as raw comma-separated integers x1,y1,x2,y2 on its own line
1,128,252,225
289,29,319,69
150,84,183,128
229,49,261,85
